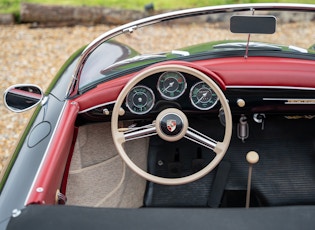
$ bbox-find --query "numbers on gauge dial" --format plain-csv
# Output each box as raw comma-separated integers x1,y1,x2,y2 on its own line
190,81,218,110
157,71,187,100
126,85,155,114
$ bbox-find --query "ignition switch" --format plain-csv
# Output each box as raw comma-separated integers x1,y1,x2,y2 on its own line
253,113,266,130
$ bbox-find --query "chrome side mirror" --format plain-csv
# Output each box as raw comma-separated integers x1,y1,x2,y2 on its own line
3,84,43,113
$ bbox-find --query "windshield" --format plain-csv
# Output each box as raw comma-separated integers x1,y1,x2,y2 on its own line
75,4,315,93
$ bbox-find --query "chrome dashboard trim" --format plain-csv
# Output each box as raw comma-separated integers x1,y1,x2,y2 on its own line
78,100,116,114
226,86,315,91
263,98,315,104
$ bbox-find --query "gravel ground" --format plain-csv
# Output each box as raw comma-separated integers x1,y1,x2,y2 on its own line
0,21,314,173
0,24,114,172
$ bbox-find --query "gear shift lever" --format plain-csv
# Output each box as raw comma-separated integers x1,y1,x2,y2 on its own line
246,151,259,208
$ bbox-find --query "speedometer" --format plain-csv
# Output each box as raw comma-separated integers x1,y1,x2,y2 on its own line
126,85,155,115
157,71,187,100
190,81,218,110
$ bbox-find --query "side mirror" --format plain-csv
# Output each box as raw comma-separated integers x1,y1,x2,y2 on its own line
3,84,43,113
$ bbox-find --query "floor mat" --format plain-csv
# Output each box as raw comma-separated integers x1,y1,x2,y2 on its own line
144,117,315,207
144,136,217,207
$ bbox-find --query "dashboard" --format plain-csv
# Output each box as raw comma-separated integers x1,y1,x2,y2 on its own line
76,58,315,126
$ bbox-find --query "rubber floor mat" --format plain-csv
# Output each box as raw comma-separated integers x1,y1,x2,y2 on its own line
144,136,217,207
144,117,315,207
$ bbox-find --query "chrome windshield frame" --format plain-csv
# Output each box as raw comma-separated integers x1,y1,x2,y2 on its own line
67,3,315,98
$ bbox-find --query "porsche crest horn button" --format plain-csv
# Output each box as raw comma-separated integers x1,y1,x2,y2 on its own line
156,108,188,142
167,119,177,132
161,114,183,136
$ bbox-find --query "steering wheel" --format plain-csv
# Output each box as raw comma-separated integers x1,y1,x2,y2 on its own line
111,64,232,185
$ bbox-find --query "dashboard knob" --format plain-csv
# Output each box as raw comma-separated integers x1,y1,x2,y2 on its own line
119,107,125,116
237,98,245,107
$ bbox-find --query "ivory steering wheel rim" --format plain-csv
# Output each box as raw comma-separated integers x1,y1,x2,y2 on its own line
111,64,232,185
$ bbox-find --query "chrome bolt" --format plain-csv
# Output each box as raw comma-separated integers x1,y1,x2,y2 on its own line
12,209,21,218
36,187,44,193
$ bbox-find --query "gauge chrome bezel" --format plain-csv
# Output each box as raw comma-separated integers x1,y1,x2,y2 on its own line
126,85,155,115
157,71,187,100
189,81,218,110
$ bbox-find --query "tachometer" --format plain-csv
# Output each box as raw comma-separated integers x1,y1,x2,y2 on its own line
190,81,218,110
157,71,187,100
126,85,155,114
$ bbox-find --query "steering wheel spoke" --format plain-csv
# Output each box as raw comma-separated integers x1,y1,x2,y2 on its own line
119,123,157,142
185,127,217,151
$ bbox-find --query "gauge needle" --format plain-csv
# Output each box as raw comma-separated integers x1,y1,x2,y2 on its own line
163,81,174,92
196,92,208,104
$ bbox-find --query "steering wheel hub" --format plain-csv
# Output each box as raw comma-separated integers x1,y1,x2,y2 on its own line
156,108,188,142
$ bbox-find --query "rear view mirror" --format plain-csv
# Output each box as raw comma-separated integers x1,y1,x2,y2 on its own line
4,84,43,113
230,15,276,34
